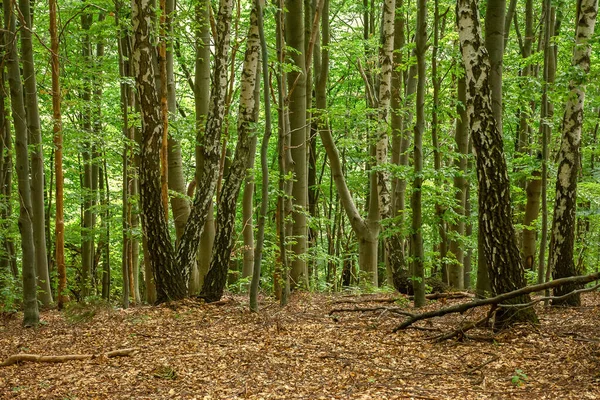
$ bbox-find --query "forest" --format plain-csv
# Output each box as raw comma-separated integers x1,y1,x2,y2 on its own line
0,0,600,397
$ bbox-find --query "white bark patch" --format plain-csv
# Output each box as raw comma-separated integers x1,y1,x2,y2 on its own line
558,164,572,188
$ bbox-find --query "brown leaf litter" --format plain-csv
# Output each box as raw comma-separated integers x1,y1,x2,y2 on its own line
1,291,600,399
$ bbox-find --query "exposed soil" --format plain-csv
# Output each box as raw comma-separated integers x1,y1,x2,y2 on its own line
1,291,600,399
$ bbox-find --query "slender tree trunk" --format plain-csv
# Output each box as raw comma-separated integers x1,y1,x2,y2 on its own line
474,0,506,297
17,0,52,306
194,0,214,292
457,0,537,328
250,0,273,311
449,76,469,289
0,24,15,281
200,7,260,302
539,3,556,287
116,2,131,308
3,0,39,326
50,0,66,308
431,0,449,288
163,0,192,247
387,0,407,289
411,0,425,306
550,0,598,306
159,0,169,220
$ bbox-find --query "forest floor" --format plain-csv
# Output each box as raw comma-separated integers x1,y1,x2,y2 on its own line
1,291,600,399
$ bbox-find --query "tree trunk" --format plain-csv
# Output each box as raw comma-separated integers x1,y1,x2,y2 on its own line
3,0,39,326
200,8,260,302
0,24,15,281
449,76,469,288
550,0,598,306
51,0,66,308
457,0,537,328
133,0,181,302
250,0,273,311
474,0,506,297
18,0,52,306
194,0,214,293
411,0,425,306
286,0,309,289
387,0,408,289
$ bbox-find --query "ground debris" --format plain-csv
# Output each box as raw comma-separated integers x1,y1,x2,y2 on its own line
0,292,599,399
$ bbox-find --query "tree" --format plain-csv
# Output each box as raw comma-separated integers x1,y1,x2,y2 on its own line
200,5,260,302
50,0,66,309
133,0,233,303
550,0,598,306
410,0,425,306
286,0,309,289
3,0,38,326
250,0,274,312
456,0,537,328
18,0,52,306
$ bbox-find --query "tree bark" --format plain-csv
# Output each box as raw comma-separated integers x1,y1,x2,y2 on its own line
250,0,273,312
200,7,260,302
133,0,182,302
194,0,214,293
286,0,309,289
550,0,598,306
18,0,52,306
449,76,469,288
50,0,66,309
3,0,39,326
411,0,425,306
457,0,537,328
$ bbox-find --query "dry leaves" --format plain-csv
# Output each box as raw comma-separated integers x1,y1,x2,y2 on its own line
1,292,599,399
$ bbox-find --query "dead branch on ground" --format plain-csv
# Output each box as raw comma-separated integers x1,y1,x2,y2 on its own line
393,272,600,332
0,348,137,367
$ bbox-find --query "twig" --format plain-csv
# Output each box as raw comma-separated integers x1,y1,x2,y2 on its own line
466,355,499,374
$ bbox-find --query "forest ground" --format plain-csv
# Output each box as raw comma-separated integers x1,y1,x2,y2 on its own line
1,291,600,399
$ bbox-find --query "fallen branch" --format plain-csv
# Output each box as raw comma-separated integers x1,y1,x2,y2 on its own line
430,307,496,342
0,348,137,367
498,283,600,308
393,272,600,332
330,306,415,317
331,298,397,305
410,292,474,301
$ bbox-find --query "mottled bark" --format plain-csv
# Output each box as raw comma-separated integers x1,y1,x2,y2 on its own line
133,0,182,302
550,0,597,306
457,0,537,328
175,0,233,289
3,0,39,326
375,0,395,222
200,7,259,303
